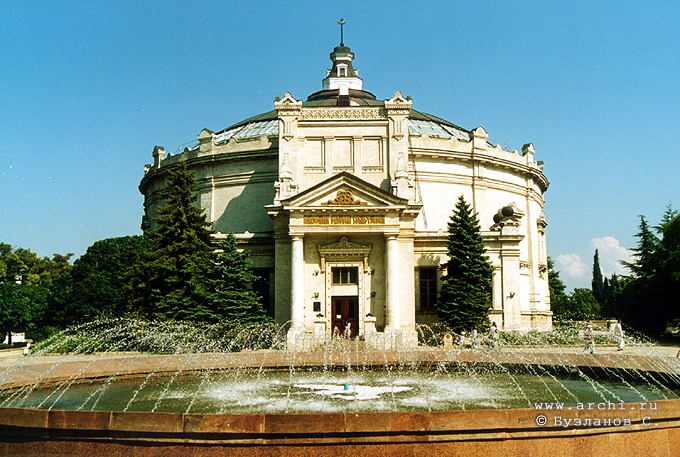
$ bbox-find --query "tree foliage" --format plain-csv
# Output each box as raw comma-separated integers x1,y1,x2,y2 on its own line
591,249,605,307
126,160,268,326
656,204,679,234
653,213,680,326
0,243,72,286
602,207,680,333
599,273,630,318
128,160,216,321
48,236,153,327
621,215,659,279
566,288,600,320
205,235,270,325
437,195,493,333
547,257,570,318
0,244,72,343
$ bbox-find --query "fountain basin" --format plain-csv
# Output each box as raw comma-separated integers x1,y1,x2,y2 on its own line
1,349,680,456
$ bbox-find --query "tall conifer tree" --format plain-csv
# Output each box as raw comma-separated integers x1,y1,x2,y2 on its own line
618,213,677,332
437,195,493,332
129,160,216,321
206,234,270,325
656,204,678,234
655,213,680,328
591,249,605,307
622,215,659,279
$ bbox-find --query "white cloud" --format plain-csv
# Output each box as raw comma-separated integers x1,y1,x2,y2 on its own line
556,253,587,280
591,236,633,277
554,237,634,291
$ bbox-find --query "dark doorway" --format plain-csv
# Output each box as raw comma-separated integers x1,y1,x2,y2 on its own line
331,296,359,338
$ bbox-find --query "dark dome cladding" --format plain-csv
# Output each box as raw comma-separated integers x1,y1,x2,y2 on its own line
305,88,380,106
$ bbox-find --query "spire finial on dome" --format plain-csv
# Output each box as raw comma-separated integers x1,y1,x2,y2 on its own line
338,18,346,46
321,19,363,92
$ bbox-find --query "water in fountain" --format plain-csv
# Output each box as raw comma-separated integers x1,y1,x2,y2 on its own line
1,318,679,414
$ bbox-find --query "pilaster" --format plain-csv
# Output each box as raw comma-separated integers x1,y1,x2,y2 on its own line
499,224,522,330
385,92,412,182
274,93,302,203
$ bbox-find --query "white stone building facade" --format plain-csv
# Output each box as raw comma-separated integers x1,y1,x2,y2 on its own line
139,41,552,348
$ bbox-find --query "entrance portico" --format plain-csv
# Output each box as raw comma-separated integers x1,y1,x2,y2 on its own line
267,172,421,348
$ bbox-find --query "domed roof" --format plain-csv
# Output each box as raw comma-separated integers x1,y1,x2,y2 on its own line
305,88,380,106
209,107,471,146
205,41,473,146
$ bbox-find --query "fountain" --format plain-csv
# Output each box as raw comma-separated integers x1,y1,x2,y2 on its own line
1,318,680,456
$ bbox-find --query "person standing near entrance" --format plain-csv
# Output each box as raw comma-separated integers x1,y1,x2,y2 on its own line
613,320,625,351
488,322,499,350
343,322,352,339
583,322,595,354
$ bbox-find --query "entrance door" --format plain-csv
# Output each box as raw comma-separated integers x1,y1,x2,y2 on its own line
331,296,359,338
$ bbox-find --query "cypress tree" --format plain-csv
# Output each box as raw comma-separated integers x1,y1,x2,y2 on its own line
437,195,494,333
591,249,605,307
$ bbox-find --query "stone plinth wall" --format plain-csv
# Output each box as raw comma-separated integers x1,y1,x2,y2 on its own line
0,400,679,456
1,350,679,456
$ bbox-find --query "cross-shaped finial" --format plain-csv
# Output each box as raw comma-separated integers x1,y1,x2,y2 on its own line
338,18,346,46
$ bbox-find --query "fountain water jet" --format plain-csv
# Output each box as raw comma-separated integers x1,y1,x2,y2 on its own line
1,318,680,456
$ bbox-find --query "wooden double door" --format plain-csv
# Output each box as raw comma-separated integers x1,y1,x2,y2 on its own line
331,296,359,338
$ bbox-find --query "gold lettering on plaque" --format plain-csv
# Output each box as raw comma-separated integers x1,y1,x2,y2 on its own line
303,216,329,225
331,216,351,224
303,214,385,225
354,215,384,224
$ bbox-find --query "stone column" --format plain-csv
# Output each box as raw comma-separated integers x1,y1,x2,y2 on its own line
290,235,305,329
384,235,400,332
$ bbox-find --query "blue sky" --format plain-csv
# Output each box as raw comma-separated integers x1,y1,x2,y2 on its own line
1,1,678,291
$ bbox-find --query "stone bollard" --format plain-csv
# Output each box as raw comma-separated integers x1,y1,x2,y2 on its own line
314,315,327,336
364,314,377,334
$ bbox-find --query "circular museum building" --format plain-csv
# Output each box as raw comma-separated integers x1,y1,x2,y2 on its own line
139,40,551,348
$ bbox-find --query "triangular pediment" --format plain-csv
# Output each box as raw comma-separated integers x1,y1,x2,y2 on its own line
386,91,412,106
274,92,301,106
281,172,408,209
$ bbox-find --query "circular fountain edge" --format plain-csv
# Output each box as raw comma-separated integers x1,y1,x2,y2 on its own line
1,349,679,456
